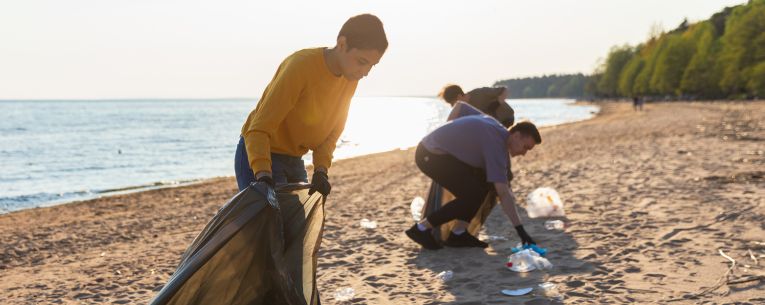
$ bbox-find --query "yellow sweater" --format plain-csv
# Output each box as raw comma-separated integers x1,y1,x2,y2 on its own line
241,48,358,174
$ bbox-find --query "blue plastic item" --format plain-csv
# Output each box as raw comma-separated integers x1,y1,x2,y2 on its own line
510,244,547,257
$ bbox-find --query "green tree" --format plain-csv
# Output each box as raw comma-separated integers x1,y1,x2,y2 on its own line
560,74,586,97
633,38,668,95
649,33,695,96
618,55,644,96
522,86,533,98
680,22,722,97
747,61,765,97
718,0,765,96
547,84,559,97
596,45,634,97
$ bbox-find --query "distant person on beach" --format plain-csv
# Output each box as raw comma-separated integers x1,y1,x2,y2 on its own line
439,84,515,127
633,96,644,111
235,14,387,196
406,104,541,249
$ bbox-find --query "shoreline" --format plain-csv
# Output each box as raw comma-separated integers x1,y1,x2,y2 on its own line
1,100,600,215
1,101,763,304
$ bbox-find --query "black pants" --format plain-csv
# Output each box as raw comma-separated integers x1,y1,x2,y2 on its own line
415,143,491,227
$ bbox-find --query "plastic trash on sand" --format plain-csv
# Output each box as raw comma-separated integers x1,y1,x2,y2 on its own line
359,218,377,229
537,282,564,300
511,243,548,257
501,287,533,296
525,187,565,218
435,270,454,282
410,196,425,221
544,220,565,230
480,235,508,242
334,287,355,302
508,249,553,272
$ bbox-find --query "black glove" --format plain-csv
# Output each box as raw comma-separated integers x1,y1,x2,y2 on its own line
255,175,278,209
256,175,275,188
308,171,331,196
514,225,536,245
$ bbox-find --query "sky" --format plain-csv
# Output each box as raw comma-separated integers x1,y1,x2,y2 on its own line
0,0,747,99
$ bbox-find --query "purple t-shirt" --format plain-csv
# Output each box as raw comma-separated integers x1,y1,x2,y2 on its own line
422,111,510,183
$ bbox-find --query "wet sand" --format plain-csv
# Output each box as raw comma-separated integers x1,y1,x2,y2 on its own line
1,101,764,304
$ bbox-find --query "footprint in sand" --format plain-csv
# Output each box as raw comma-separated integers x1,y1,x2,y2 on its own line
623,266,641,273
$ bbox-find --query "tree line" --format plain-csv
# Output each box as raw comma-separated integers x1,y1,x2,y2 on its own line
494,0,765,100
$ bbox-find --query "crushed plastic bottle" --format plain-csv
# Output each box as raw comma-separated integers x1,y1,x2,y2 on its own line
544,220,565,230
508,249,553,272
537,282,564,300
360,218,377,229
435,270,454,282
410,196,425,221
508,250,536,272
333,287,355,302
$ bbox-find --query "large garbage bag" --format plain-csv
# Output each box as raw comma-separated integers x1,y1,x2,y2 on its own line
466,87,515,127
149,182,324,305
421,181,497,242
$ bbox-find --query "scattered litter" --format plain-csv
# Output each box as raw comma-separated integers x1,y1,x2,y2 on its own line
483,235,508,242
410,196,425,221
435,270,454,282
508,249,553,273
537,282,564,300
333,287,355,302
544,220,565,230
359,218,377,229
538,282,556,290
525,187,565,218
511,243,548,257
501,287,533,296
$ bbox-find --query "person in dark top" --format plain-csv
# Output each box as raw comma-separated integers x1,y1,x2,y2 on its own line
438,84,515,127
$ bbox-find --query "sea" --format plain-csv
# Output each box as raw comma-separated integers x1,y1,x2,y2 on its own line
0,97,598,213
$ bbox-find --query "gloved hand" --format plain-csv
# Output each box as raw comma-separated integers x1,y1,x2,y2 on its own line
308,171,331,196
514,225,536,245
254,174,278,209
256,175,275,188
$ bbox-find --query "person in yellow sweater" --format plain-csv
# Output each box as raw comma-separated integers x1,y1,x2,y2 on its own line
235,14,387,195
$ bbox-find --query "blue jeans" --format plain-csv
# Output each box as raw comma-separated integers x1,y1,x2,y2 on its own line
234,136,308,191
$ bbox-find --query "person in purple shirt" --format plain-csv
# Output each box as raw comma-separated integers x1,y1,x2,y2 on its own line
406,102,541,249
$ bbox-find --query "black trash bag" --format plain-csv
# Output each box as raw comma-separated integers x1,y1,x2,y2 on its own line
150,182,324,305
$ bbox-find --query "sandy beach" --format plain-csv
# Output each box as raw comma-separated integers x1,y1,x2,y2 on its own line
1,101,764,304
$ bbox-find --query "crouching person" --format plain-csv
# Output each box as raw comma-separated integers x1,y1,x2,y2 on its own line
405,114,541,250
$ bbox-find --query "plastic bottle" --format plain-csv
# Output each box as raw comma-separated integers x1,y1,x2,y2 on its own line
435,270,454,282
359,218,377,229
410,196,425,221
537,282,564,300
333,287,355,302
544,220,565,230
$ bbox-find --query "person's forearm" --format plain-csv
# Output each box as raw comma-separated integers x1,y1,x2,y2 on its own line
494,182,522,226
447,103,462,121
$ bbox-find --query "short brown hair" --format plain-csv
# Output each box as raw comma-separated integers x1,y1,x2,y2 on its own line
338,14,388,53
509,121,542,144
438,84,464,105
